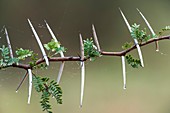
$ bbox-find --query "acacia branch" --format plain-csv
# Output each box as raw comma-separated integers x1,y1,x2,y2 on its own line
9,35,170,70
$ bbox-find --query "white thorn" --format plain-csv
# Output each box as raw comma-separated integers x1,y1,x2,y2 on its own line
44,20,58,42
44,20,65,83
4,28,13,58
137,8,159,52
27,19,49,66
44,20,65,57
137,8,156,36
119,8,132,32
134,39,144,67
56,62,65,84
121,56,126,89
44,20,65,56
79,34,84,58
92,24,101,51
27,69,32,104
79,34,85,107
80,62,85,107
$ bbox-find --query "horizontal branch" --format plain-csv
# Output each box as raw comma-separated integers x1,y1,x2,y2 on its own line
101,35,170,56
12,56,83,70
9,35,170,70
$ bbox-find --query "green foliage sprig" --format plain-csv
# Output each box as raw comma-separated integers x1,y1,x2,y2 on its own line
122,42,133,50
44,39,66,57
159,26,170,36
33,76,62,113
131,23,151,43
125,55,141,68
0,45,19,68
83,38,101,61
16,48,33,60
15,48,40,68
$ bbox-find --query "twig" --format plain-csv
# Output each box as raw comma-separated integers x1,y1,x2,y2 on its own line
92,24,101,51
79,34,85,107
27,19,49,66
119,8,144,67
28,69,33,104
137,8,159,51
121,56,126,89
44,20,65,84
16,71,28,92
4,27,13,58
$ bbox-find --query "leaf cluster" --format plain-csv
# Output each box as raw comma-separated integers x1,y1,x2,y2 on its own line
16,48,33,60
15,48,40,68
131,23,151,43
33,76,62,113
159,26,170,36
0,45,19,68
44,39,66,57
125,55,141,68
122,42,133,50
83,38,101,61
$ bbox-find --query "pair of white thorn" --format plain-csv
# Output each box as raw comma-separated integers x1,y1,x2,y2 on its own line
119,8,158,89
44,20,65,84
27,19,66,104
79,24,100,107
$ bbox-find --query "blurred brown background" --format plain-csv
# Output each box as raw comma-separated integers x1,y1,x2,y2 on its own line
0,0,170,113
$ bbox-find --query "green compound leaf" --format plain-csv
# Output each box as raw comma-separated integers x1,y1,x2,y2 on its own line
41,91,51,113
16,48,33,60
131,23,151,43
122,42,133,50
0,45,19,68
33,76,46,92
33,76,62,113
44,39,60,51
125,55,141,68
29,53,38,68
48,80,62,104
159,26,170,36
0,45,10,59
7,57,19,65
83,38,101,61
44,39,66,57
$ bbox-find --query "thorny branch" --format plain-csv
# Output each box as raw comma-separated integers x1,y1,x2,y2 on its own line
9,35,170,71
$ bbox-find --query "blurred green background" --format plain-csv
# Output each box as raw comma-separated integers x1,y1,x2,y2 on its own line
1,0,170,113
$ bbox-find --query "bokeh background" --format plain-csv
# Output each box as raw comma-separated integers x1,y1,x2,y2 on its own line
0,0,170,113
